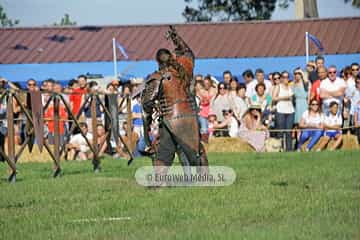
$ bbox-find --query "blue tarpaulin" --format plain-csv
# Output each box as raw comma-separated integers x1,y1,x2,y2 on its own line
0,54,359,87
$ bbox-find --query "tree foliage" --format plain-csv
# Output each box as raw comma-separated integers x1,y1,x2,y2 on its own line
183,0,277,22
0,4,19,27
183,0,360,22
54,13,76,26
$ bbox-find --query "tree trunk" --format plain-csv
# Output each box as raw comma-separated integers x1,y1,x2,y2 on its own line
304,0,319,18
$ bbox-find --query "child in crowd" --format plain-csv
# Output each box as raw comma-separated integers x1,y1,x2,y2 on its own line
323,101,343,150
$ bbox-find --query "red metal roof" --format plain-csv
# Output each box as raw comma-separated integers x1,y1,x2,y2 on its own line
0,17,359,64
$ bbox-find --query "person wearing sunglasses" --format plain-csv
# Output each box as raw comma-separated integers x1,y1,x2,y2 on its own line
319,65,346,116
298,99,324,151
351,63,359,79
272,71,295,151
211,83,230,122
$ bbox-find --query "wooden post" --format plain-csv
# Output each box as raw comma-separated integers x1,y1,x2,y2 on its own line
91,94,99,172
53,94,61,177
126,96,132,153
6,91,16,182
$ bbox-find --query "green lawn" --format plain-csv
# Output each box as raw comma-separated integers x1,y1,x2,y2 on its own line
1,151,360,240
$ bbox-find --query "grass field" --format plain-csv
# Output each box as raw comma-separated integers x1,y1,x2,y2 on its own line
1,151,360,240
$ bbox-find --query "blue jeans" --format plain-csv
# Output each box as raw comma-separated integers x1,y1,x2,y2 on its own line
298,129,323,150
275,112,294,151
198,116,208,134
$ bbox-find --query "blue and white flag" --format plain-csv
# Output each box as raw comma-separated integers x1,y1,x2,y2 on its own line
307,33,324,52
115,41,129,59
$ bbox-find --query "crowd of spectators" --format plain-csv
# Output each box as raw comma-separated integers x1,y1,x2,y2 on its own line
195,57,360,152
0,56,359,159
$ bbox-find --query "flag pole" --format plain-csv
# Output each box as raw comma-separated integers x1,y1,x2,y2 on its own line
112,38,118,80
305,32,309,65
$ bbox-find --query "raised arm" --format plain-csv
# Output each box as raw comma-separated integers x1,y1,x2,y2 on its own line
166,25,194,60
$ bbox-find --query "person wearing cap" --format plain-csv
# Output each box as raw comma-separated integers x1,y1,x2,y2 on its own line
292,68,311,125
239,104,269,152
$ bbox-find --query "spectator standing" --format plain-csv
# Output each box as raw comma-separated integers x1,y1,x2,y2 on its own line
131,95,144,138
292,68,310,124
304,61,316,83
351,63,359,79
211,83,230,122
319,65,346,116
228,78,238,98
83,81,103,133
342,66,356,128
272,72,281,87
352,76,360,144
268,72,274,85
232,83,248,120
223,70,232,87
309,56,325,83
0,78,7,162
298,99,324,151
310,66,327,103
69,75,88,116
44,82,68,145
246,68,272,98
242,69,254,86
250,83,272,124
272,71,295,151
197,75,216,142
194,74,204,82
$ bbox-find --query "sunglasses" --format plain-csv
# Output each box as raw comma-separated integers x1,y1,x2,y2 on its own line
352,68,359,71
28,83,36,86
328,71,336,74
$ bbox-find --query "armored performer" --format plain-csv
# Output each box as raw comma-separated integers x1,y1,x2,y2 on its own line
141,26,208,173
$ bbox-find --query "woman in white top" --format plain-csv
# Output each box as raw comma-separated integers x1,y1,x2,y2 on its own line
210,83,231,122
298,99,324,151
272,71,295,151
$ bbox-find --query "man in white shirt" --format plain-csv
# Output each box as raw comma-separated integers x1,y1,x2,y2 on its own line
319,65,346,116
246,68,272,98
66,122,93,161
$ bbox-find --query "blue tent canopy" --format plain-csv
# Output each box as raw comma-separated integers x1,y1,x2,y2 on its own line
0,54,359,87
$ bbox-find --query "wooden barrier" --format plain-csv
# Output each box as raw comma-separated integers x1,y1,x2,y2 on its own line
0,89,133,182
